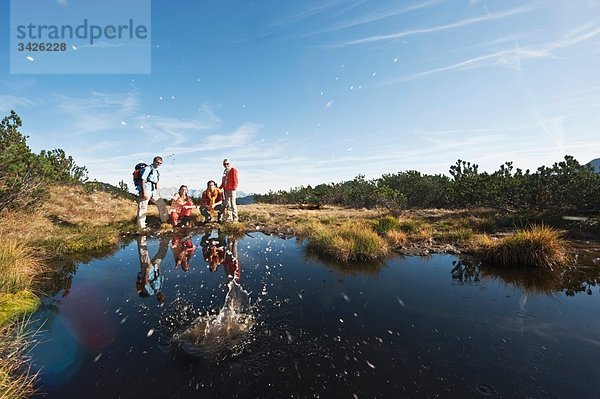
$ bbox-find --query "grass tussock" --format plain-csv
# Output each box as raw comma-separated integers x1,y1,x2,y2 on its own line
0,240,43,295
0,319,38,399
475,225,571,270
305,221,389,262
374,216,401,234
384,230,408,247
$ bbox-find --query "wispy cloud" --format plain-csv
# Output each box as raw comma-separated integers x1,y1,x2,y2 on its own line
384,25,600,83
136,115,215,146
0,95,36,113
335,3,537,47
268,0,350,28
297,0,442,37
56,91,139,134
161,122,261,154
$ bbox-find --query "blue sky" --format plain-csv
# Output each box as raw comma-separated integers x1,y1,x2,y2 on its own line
2,0,600,194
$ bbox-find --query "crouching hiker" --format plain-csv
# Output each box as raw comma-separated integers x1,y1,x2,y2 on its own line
200,180,224,223
135,156,169,230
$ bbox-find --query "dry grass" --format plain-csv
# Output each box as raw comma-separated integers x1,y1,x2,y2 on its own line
0,185,137,255
240,204,381,227
0,319,38,399
385,230,408,247
0,240,43,295
475,225,572,270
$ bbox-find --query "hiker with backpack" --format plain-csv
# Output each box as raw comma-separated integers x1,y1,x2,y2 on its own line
134,156,169,230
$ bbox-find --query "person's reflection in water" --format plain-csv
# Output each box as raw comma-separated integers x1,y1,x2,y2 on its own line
171,232,196,272
174,233,250,358
201,232,241,281
136,235,169,304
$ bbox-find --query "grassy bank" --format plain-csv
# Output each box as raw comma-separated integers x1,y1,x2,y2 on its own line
0,183,137,398
0,190,585,397
239,204,578,267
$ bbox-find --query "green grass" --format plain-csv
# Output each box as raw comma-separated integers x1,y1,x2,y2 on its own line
374,216,401,234
0,291,40,327
475,225,571,270
434,228,475,243
40,225,119,254
305,221,389,262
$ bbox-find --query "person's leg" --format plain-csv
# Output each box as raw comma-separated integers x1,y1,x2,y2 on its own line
214,203,224,222
137,197,150,228
223,190,233,222
230,190,238,222
150,191,169,223
200,206,211,222
170,212,179,226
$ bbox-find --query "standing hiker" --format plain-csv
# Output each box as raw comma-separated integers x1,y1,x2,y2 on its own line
136,156,168,230
220,158,239,223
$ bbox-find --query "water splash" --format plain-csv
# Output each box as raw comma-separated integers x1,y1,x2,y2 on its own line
172,280,254,358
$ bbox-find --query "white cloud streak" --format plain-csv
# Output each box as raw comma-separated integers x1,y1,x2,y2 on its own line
335,3,538,47
384,25,600,84
297,0,442,37
268,0,351,28
0,95,36,113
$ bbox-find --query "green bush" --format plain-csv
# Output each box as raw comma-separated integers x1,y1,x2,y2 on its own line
0,111,88,211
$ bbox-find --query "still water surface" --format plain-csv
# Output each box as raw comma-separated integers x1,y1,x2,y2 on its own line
30,231,600,398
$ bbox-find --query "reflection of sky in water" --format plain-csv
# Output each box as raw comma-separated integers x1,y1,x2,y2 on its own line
29,233,600,398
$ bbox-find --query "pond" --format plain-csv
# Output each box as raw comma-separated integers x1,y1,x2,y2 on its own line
30,231,600,398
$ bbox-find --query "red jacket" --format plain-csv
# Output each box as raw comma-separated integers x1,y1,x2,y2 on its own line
221,167,238,190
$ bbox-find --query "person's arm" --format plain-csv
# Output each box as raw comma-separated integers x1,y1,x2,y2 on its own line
200,191,208,209
183,199,195,209
230,168,238,190
140,169,149,200
213,190,224,207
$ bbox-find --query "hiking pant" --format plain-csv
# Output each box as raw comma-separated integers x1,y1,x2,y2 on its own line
137,190,168,228
200,204,224,222
223,189,238,222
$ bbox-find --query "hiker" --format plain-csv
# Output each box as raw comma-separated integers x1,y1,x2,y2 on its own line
222,236,241,281
169,185,195,227
171,232,196,272
136,235,169,304
201,232,240,281
200,180,224,223
220,158,239,222
136,156,169,230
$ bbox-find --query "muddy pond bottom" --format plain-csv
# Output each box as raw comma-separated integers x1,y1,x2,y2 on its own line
29,231,600,398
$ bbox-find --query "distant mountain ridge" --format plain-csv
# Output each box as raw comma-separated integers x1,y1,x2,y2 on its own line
587,158,600,173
